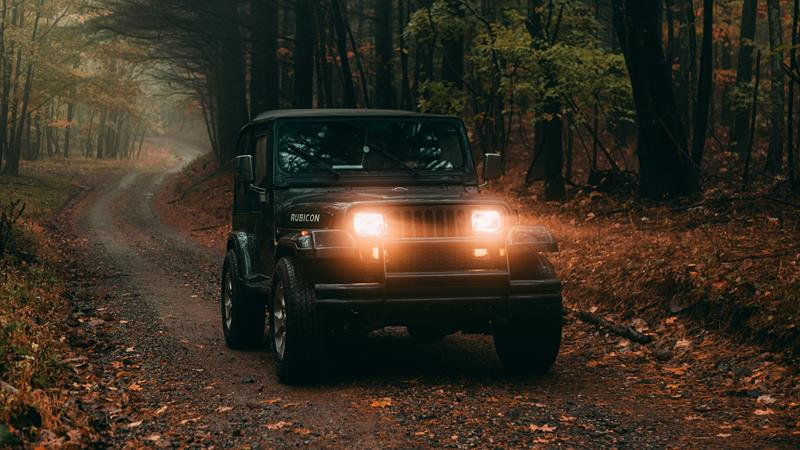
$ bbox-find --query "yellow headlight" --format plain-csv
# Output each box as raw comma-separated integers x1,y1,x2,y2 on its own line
472,210,502,234
353,212,386,236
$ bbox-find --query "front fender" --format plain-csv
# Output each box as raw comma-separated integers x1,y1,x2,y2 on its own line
227,232,257,281
506,225,559,280
276,230,378,284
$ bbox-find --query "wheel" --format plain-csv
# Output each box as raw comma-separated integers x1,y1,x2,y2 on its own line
493,313,562,374
494,254,562,374
221,250,265,349
406,324,449,342
269,257,322,384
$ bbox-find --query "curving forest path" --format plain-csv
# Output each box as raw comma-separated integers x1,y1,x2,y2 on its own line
67,138,798,448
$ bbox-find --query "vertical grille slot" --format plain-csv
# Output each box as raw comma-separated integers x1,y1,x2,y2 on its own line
386,206,470,238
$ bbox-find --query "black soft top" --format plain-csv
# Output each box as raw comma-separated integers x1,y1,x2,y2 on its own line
248,108,456,126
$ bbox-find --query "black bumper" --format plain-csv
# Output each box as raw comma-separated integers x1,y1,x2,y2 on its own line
314,274,562,326
284,227,562,326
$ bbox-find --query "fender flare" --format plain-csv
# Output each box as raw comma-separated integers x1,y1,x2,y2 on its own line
506,225,559,280
226,232,256,281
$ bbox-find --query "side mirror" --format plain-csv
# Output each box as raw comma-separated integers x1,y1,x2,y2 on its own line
235,155,254,184
483,153,503,181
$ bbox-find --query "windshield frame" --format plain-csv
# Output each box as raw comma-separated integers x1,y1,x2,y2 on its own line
271,116,478,187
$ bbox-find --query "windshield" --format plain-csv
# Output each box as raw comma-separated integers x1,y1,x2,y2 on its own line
277,118,469,176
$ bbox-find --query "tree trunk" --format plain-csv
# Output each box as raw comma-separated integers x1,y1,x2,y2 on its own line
674,0,696,134
279,5,293,106
214,4,248,162
64,101,75,158
96,108,107,159
612,0,699,198
789,0,799,187
765,0,785,173
374,0,394,108
250,0,280,116
398,0,412,110
440,0,464,89
7,0,42,175
730,0,758,154
294,0,316,107
3,2,22,173
33,113,41,161
0,0,7,172
331,0,357,107
691,0,713,169
314,6,331,108
525,0,565,200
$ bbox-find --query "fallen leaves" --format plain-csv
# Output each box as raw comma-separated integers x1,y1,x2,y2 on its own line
216,406,233,413
756,395,776,405
265,421,293,430
370,398,393,408
753,409,775,416
127,383,143,392
529,424,557,433
663,365,689,376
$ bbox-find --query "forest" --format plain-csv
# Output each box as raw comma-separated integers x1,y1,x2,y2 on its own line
1,0,800,448
0,0,797,199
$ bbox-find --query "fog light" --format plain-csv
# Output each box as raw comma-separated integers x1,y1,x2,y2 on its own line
473,248,489,258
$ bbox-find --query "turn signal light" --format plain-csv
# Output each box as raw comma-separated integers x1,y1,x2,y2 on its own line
473,248,489,258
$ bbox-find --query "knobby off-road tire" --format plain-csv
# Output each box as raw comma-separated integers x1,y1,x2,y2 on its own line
221,250,265,349
493,254,562,374
270,257,322,385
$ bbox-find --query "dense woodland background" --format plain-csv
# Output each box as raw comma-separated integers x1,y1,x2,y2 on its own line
0,0,799,200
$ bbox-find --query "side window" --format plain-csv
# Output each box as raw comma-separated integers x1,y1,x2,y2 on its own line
254,135,269,186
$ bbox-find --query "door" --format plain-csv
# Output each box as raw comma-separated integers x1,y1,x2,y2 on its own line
252,131,275,277
232,130,252,232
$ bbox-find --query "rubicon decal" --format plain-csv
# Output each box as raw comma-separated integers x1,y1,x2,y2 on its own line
290,213,321,223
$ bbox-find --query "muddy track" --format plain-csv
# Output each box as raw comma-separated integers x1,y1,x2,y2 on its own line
72,139,798,448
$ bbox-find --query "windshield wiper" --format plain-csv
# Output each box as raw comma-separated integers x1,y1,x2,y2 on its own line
285,142,341,177
364,142,419,176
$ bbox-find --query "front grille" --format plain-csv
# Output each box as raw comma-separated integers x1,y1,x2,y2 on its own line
385,206,470,238
385,245,506,273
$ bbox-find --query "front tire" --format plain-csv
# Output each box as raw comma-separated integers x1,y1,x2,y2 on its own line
221,250,265,349
494,254,562,374
493,313,562,374
270,257,322,384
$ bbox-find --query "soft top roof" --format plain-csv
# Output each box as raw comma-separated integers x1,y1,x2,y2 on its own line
249,108,455,125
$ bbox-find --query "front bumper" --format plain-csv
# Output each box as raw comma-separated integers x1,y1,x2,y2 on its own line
283,226,562,327
315,277,562,326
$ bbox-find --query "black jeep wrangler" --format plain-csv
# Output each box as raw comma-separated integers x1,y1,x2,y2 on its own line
221,109,562,383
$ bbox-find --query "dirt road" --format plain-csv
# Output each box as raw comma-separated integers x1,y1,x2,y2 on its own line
69,139,798,448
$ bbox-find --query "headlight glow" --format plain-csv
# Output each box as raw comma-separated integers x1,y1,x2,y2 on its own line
353,212,386,236
472,210,502,234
